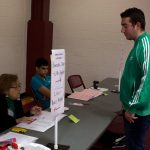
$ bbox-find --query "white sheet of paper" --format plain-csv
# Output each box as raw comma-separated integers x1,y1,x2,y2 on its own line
0,132,38,145
97,87,108,92
16,111,66,132
20,143,51,150
91,87,109,92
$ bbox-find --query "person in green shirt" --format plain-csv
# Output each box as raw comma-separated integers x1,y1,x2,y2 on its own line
0,74,42,133
120,8,150,150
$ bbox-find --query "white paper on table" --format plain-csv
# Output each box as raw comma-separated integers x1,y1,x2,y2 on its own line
20,143,51,150
97,87,108,92
0,132,38,145
90,87,108,92
17,111,66,132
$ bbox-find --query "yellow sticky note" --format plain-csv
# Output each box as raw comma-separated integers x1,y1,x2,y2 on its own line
103,93,108,96
11,127,27,133
68,114,80,123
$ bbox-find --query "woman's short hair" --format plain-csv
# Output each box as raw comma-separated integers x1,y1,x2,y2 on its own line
0,74,18,95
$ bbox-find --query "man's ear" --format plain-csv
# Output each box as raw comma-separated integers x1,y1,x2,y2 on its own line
36,67,39,72
136,22,141,29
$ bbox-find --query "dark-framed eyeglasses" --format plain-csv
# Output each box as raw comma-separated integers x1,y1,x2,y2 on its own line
10,83,21,89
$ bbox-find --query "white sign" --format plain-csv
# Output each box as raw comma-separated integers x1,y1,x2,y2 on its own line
50,49,65,115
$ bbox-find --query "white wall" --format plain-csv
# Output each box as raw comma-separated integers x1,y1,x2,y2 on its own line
0,0,31,92
0,1,150,93
50,0,150,92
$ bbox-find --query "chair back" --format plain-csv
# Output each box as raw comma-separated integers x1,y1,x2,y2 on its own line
31,88,42,107
68,75,86,92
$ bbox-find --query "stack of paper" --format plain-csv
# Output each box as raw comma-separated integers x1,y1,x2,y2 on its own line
17,111,66,132
0,132,38,145
68,89,103,101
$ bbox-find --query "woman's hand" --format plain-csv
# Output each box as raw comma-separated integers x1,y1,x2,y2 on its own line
30,106,42,116
16,116,35,124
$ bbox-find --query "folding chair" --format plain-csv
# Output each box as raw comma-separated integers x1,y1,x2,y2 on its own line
31,88,42,107
67,75,86,93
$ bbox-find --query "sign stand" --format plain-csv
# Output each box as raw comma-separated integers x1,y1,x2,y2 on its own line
47,116,70,150
46,49,70,150
54,116,58,150
47,143,70,150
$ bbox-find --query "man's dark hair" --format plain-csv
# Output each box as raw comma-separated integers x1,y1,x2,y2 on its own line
35,57,48,68
120,7,145,30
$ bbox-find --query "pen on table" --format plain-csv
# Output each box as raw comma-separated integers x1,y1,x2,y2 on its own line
27,118,37,124
69,102,90,106
69,102,84,106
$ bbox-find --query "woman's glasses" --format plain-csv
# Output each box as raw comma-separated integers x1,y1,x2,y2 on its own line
10,83,21,89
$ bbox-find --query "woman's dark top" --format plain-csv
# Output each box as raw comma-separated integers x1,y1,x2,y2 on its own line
0,95,24,133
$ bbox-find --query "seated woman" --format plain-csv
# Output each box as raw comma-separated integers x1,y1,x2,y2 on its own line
0,74,42,133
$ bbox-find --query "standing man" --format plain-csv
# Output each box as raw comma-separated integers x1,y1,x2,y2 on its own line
31,57,51,109
120,8,150,150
